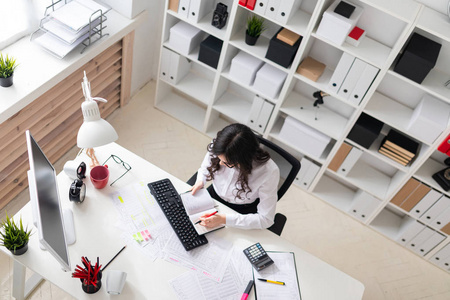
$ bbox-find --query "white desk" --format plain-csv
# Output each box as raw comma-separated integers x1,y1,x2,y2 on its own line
1,143,364,299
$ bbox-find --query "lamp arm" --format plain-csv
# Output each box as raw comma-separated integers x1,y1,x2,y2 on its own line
86,148,100,169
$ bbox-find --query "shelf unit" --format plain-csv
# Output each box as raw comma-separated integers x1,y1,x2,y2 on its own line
155,0,450,272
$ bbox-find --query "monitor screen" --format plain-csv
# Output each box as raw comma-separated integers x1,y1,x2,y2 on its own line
26,130,71,271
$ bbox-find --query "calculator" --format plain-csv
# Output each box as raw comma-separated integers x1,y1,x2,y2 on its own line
243,242,274,271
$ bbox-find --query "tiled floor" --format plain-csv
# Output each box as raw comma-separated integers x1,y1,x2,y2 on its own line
2,80,450,299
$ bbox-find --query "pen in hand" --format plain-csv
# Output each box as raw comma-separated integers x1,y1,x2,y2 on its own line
194,210,218,225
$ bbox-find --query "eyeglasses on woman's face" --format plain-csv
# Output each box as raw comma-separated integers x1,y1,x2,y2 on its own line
218,154,234,168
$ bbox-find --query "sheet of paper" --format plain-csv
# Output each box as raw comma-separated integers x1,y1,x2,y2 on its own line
163,232,232,283
110,181,171,260
253,252,301,300
169,251,251,300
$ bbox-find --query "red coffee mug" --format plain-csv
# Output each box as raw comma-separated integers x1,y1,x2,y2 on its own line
90,165,109,189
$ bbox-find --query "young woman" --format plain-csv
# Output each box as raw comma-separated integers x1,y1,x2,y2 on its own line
190,123,279,230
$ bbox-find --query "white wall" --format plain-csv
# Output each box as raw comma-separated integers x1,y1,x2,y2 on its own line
104,0,166,96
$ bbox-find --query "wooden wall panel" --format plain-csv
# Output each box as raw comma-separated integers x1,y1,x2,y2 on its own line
0,38,129,209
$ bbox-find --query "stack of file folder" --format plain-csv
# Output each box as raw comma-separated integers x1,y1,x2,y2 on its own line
378,129,419,166
32,0,110,59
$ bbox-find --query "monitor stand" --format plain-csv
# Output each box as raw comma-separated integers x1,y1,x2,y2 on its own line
63,208,76,245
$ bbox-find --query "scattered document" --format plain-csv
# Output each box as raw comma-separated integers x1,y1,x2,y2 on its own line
181,189,224,235
253,252,301,300
163,232,232,283
169,247,253,300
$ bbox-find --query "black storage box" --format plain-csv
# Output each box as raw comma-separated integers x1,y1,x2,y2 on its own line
198,35,223,69
265,28,302,68
347,113,384,149
393,32,441,84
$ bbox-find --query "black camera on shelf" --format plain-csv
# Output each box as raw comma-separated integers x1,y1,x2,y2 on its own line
211,3,228,29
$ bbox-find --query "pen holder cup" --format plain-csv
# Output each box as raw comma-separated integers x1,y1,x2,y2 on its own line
81,270,102,294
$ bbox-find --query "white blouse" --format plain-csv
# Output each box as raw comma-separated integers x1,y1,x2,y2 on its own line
196,152,280,229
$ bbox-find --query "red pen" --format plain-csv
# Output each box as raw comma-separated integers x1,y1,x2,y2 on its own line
195,211,218,225
241,280,254,300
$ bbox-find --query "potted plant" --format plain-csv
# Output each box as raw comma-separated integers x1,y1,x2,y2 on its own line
0,213,32,255
0,53,18,88
245,15,266,46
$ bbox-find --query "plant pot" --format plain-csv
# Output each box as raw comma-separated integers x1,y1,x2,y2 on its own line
11,242,28,256
245,31,260,46
0,74,13,88
81,270,102,294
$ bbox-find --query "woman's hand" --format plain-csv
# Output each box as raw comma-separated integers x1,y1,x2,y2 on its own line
190,181,204,195
199,213,225,228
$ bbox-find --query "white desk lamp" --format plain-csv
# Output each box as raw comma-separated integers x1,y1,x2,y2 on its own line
77,71,118,168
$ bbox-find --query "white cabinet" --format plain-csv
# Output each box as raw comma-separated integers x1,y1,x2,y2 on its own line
156,0,450,270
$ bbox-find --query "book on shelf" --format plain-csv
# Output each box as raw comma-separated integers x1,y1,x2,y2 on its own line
382,142,414,160
378,147,409,166
384,130,419,157
180,189,224,235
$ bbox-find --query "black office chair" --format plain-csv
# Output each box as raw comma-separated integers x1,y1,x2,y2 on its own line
186,136,300,236
256,136,301,236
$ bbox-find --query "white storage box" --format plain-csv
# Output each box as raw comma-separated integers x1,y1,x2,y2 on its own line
253,63,287,99
279,116,331,158
229,51,264,86
316,0,364,46
407,94,450,144
168,21,203,55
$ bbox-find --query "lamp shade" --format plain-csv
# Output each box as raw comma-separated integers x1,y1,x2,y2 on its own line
77,99,118,148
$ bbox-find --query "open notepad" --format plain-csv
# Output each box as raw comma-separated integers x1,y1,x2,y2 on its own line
180,189,225,235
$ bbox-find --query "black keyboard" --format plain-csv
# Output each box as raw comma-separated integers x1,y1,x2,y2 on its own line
148,178,208,251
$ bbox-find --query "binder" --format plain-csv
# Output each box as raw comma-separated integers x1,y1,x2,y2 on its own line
390,178,421,207
410,190,442,218
415,231,445,256
348,63,379,105
432,205,450,229
247,95,264,131
337,58,367,99
337,146,362,175
430,243,450,269
276,0,300,24
188,0,214,23
327,52,355,94
406,226,434,251
168,0,180,12
169,51,191,84
328,142,352,172
348,190,380,221
160,47,172,81
265,0,281,19
400,183,431,212
395,218,425,246
255,100,274,134
254,0,268,15
294,157,311,186
420,196,450,225
299,160,320,190
239,0,247,6
178,0,190,17
441,222,450,235
246,0,257,10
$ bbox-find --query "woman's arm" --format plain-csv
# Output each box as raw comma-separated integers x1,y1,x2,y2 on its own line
191,151,212,195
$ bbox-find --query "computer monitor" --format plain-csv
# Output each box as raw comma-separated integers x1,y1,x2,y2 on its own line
25,130,75,272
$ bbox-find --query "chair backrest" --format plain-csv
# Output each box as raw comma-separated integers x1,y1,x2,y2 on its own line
256,136,301,201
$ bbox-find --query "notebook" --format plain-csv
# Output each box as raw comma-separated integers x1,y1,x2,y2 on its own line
180,189,225,235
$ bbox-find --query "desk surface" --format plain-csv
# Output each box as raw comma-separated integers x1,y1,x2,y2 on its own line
1,143,364,299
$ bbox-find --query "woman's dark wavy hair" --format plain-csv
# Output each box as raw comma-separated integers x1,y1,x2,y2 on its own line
206,123,270,200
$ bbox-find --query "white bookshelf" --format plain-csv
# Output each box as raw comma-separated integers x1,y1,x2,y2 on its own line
155,0,450,270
